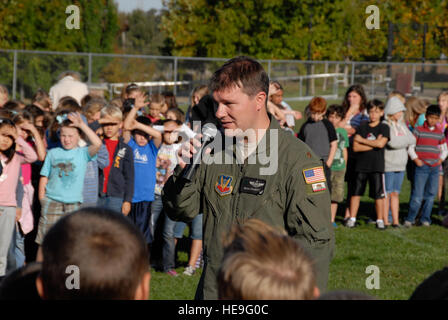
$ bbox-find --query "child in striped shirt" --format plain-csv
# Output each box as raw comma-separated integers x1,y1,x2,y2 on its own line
406,105,448,227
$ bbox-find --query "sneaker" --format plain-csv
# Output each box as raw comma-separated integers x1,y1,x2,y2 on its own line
404,221,413,228
392,224,401,228
367,218,377,225
345,219,355,228
165,269,179,277
422,221,430,227
376,220,386,230
183,265,196,276
332,222,338,228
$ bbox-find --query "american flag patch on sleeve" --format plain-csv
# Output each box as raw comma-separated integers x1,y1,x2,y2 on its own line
303,166,326,184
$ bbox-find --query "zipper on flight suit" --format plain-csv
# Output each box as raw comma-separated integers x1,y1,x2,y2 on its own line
233,158,248,225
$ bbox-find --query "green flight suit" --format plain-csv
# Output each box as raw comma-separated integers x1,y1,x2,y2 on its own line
162,116,335,300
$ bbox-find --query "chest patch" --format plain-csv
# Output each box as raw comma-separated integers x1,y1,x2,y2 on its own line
239,177,266,195
215,175,233,196
303,166,325,184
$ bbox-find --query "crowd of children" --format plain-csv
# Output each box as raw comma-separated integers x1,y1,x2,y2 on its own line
297,85,448,230
1,73,448,288
0,80,201,278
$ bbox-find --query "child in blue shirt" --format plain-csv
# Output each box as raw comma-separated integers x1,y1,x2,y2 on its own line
123,104,162,247
36,112,102,245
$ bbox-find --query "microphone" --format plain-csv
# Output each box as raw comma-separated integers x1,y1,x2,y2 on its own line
182,123,218,181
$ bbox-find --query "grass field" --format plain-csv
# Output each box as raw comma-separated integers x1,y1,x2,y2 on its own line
155,97,448,300
150,175,448,300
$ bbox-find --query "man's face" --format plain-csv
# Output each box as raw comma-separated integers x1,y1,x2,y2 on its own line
214,85,264,136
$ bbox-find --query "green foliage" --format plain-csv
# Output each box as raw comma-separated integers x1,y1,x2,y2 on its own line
117,9,166,55
0,0,119,97
162,0,448,62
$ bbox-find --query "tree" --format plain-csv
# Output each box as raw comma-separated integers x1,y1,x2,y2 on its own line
0,0,119,97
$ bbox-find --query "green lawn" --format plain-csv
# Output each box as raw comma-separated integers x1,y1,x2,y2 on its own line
150,175,448,300
153,97,448,300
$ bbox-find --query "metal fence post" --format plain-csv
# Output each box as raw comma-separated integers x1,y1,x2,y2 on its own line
12,50,17,99
88,53,92,84
268,60,271,78
351,62,355,85
173,57,178,96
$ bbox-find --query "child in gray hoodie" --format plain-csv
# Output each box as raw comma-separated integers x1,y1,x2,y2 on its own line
383,97,416,227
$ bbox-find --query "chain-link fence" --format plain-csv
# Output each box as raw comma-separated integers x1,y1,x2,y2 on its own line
1,49,448,105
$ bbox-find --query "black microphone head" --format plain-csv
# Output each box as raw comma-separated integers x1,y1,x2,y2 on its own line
202,123,218,139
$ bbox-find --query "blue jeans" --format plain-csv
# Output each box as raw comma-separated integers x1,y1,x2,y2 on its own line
406,164,439,224
385,171,405,222
174,214,203,240
162,214,178,271
151,194,176,271
97,195,123,214
150,195,163,239
6,223,25,274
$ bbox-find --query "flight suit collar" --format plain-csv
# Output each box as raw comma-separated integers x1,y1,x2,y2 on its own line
230,113,278,162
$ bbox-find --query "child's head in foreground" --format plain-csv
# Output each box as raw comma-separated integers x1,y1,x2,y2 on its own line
218,219,319,300
36,207,150,300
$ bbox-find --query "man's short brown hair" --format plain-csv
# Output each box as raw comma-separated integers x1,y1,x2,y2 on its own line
39,207,149,299
218,219,316,300
210,56,269,98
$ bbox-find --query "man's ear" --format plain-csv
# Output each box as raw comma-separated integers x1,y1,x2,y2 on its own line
134,271,151,300
36,276,45,299
255,91,267,111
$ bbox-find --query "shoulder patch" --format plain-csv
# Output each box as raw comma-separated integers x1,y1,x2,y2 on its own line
215,175,233,196
302,166,326,184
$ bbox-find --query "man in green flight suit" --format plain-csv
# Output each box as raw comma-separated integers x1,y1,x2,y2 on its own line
162,56,335,300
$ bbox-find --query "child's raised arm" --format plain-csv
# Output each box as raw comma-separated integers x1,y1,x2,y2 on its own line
122,102,143,144
68,112,102,157
19,122,46,161
132,121,162,148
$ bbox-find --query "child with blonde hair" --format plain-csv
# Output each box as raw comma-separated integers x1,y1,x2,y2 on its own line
218,219,319,300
